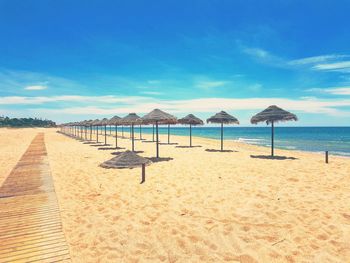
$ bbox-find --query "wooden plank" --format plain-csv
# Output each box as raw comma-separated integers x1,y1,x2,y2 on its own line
0,133,71,262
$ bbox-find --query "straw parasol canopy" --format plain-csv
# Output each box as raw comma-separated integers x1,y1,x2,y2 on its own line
142,109,177,158
251,105,298,156
100,150,152,183
100,150,151,168
178,114,203,147
142,109,177,124
207,111,239,151
108,115,121,125
121,113,141,152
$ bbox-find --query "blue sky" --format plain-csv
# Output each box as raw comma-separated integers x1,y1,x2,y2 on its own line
1,0,350,125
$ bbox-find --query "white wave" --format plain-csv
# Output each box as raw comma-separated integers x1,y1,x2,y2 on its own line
285,146,297,150
331,151,350,157
235,138,265,143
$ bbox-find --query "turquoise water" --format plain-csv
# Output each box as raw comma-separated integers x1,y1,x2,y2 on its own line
90,126,350,156
127,126,350,156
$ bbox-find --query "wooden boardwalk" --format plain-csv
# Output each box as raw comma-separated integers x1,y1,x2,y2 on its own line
0,133,71,263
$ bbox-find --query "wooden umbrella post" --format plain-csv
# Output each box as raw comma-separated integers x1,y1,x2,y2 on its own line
115,125,118,149
190,124,192,147
156,121,159,158
271,121,274,157
152,124,155,142
141,163,146,184
122,125,124,138
168,124,170,144
221,122,224,151
325,151,329,163
104,125,107,145
96,126,99,143
132,123,135,152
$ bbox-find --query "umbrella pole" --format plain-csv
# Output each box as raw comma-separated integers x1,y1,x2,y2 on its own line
271,121,274,157
122,125,124,138
132,123,135,152
115,125,118,149
110,125,112,135
90,125,92,141
130,125,132,139
156,121,159,158
190,124,192,147
221,122,224,151
140,163,145,184
168,124,170,144
104,125,107,145
97,126,99,143
152,125,155,142
139,124,142,140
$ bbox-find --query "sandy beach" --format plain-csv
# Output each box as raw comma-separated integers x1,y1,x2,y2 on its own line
1,127,350,263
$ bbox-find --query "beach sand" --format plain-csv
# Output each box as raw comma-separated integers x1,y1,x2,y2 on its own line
1,128,350,262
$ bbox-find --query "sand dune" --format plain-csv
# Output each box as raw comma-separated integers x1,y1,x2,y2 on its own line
1,128,350,262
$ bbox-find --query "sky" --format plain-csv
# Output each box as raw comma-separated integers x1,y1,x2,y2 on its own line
0,0,350,126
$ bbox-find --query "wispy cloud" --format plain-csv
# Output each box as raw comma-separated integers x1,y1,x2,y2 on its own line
242,47,270,59
24,85,47,90
312,61,350,71
289,54,350,73
241,46,350,74
196,80,229,89
2,95,350,118
140,91,163,95
289,55,349,65
308,87,350,95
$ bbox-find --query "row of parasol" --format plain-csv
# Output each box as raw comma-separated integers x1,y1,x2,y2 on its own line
60,106,298,157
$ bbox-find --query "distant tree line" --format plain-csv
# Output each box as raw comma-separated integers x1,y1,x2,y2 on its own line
0,116,56,127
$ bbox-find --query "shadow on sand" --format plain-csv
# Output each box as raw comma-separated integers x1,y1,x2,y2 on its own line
142,140,156,143
98,146,124,150
146,157,173,163
111,150,144,155
205,149,237,153
250,155,298,160
159,142,178,145
176,145,202,148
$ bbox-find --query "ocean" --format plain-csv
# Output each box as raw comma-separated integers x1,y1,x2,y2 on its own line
116,126,350,157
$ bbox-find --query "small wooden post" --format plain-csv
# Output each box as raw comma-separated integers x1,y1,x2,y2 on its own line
141,163,145,184
325,151,329,163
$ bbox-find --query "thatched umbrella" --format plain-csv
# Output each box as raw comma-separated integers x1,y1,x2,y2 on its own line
121,113,141,152
207,111,239,151
108,116,122,149
142,109,177,158
178,114,204,147
251,105,298,156
100,150,152,183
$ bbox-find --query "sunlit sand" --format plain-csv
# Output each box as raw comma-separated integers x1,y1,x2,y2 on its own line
1,128,349,262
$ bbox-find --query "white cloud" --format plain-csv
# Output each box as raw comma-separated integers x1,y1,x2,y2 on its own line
6,95,347,117
242,47,270,59
24,85,47,90
196,81,228,89
307,87,350,95
312,61,350,71
140,91,163,95
289,55,349,65
326,88,350,95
